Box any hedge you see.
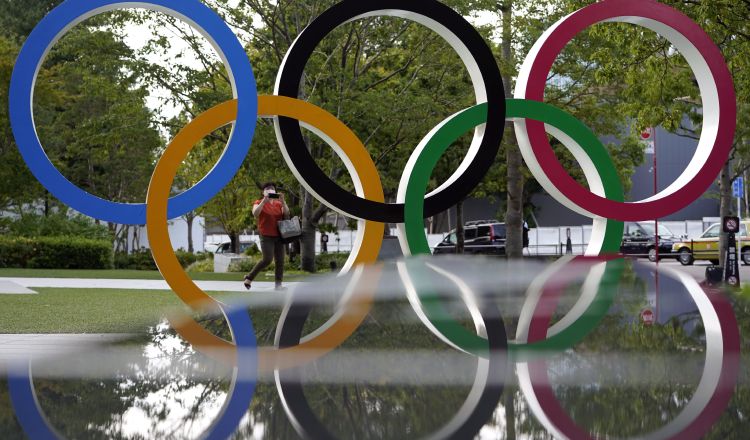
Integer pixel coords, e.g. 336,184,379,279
114,248,211,270
0,236,114,269
228,252,351,273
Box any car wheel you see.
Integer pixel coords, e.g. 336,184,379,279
743,248,750,266
648,247,660,263
679,248,694,266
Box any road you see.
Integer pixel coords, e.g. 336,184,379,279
630,258,749,283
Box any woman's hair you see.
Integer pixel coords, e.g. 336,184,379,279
260,182,276,195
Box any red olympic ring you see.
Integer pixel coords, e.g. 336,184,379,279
515,0,736,221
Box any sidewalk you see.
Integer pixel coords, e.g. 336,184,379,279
0,277,299,294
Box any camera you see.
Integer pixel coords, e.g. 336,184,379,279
268,193,280,199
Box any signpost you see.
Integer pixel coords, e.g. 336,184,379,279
733,177,744,215
723,216,740,287
640,308,654,326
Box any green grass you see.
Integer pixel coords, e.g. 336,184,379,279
0,288,250,334
0,268,308,282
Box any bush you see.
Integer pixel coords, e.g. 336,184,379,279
315,252,350,272
114,248,212,270
227,252,352,273
0,236,113,269
187,258,214,273
2,213,112,241
114,248,157,270
228,258,257,273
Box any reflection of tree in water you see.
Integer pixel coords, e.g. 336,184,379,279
22,325,234,439
3,269,750,439
0,380,25,440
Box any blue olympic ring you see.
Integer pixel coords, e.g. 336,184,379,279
7,304,258,440
8,0,258,225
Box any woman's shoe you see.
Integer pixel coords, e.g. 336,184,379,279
243,276,252,290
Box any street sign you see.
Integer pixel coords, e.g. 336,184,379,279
724,216,740,233
640,308,654,326
641,127,655,155
733,177,744,198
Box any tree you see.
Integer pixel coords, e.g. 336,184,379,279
0,5,161,231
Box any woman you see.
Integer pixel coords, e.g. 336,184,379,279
243,182,290,290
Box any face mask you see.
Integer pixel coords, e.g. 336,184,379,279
263,188,276,197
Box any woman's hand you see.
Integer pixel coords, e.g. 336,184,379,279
280,193,291,217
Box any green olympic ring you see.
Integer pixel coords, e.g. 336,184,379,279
398,99,625,358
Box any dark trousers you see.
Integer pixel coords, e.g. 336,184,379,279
246,235,285,285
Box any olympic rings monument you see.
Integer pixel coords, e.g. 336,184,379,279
4,0,741,439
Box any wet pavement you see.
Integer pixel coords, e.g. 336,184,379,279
0,256,748,439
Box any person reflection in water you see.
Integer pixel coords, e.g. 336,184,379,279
243,182,289,291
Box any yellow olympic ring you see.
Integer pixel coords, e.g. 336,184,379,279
146,96,384,372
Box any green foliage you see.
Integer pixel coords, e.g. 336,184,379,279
114,248,209,270
0,6,162,215
186,258,214,273
0,236,113,269
243,244,260,256
0,213,111,241
315,252,350,272
114,249,156,270
227,252,350,273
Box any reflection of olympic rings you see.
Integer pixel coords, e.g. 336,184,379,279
146,96,384,372
274,275,508,440
398,256,623,360
7,305,257,440
517,267,741,440
274,0,505,223
514,0,736,221
8,0,258,225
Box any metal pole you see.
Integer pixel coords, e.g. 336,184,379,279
653,127,659,323
654,127,659,265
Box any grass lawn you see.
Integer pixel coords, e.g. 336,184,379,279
0,288,249,334
0,268,308,282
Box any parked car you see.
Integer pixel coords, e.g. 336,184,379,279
433,220,506,255
619,221,679,262
671,221,750,266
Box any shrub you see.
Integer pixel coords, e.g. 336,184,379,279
114,248,157,270
315,252,350,272
187,258,214,273
228,258,257,273
227,252,352,273
0,236,113,269
114,248,211,270
2,213,112,241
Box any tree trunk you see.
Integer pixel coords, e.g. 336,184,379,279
186,212,194,253
229,232,240,254
504,386,516,440
719,161,731,267
456,199,465,254
300,189,317,272
297,69,317,273
500,0,524,258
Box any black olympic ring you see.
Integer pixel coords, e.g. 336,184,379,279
274,0,506,223
273,278,508,440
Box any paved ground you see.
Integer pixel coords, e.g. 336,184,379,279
633,258,750,283
0,280,36,294
0,277,298,294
